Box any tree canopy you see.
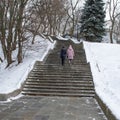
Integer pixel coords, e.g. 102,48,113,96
79,0,106,42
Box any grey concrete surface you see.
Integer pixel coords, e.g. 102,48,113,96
0,95,107,120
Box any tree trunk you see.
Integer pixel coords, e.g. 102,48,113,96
0,37,7,59
110,29,113,43
110,20,115,43
0,57,3,63
32,35,36,44
6,50,13,67
17,0,28,64
12,27,18,50
32,24,41,44
62,17,70,35
17,41,22,64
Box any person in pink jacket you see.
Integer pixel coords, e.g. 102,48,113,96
67,45,74,64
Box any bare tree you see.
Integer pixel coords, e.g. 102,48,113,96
17,0,29,64
0,0,8,59
27,0,67,40
62,0,71,35
0,0,29,67
114,16,120,42
74,8,82,39
108,0,120,43
64,0,81,37
0,0,18,66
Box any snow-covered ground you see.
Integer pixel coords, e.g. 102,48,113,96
0,36,55,94
0,35,120,119
84,41,120,120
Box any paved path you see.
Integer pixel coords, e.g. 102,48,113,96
0,95,107,120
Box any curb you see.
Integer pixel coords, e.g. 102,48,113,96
0,89,21,101
95,94,118,120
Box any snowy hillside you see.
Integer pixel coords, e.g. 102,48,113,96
0,36,55,94
84,42,120,120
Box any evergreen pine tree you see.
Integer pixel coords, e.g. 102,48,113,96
79,0,106,42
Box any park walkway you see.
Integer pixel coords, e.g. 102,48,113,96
0,40,107,120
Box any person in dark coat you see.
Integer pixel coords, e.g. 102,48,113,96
60,46,66,66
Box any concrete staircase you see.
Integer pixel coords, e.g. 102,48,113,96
22,40,95,97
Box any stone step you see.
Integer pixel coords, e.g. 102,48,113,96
35,63,89,66
46,52,86,55
30,72,92,76
44,62,88,65
25,81,93,85
22,91,95,97
31,69,92,73
51,51,85,54
27,78,93,84
27,77,93,81
46,57,86,60
29,75,92,79
31,67,91,70
45,57,87,59
46,57,87,61
47,53,85,56
28,74,92,78
27,76,93,80
46,57,86,59
47,51,85,54
32,64,90,68
49,50,85,53
33,68,91,71
33,68,91,72
22,88,95,94
24,85,94,90
45,62,87,65
31,72,91,75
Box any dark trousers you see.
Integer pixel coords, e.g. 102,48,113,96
61,57,65,66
